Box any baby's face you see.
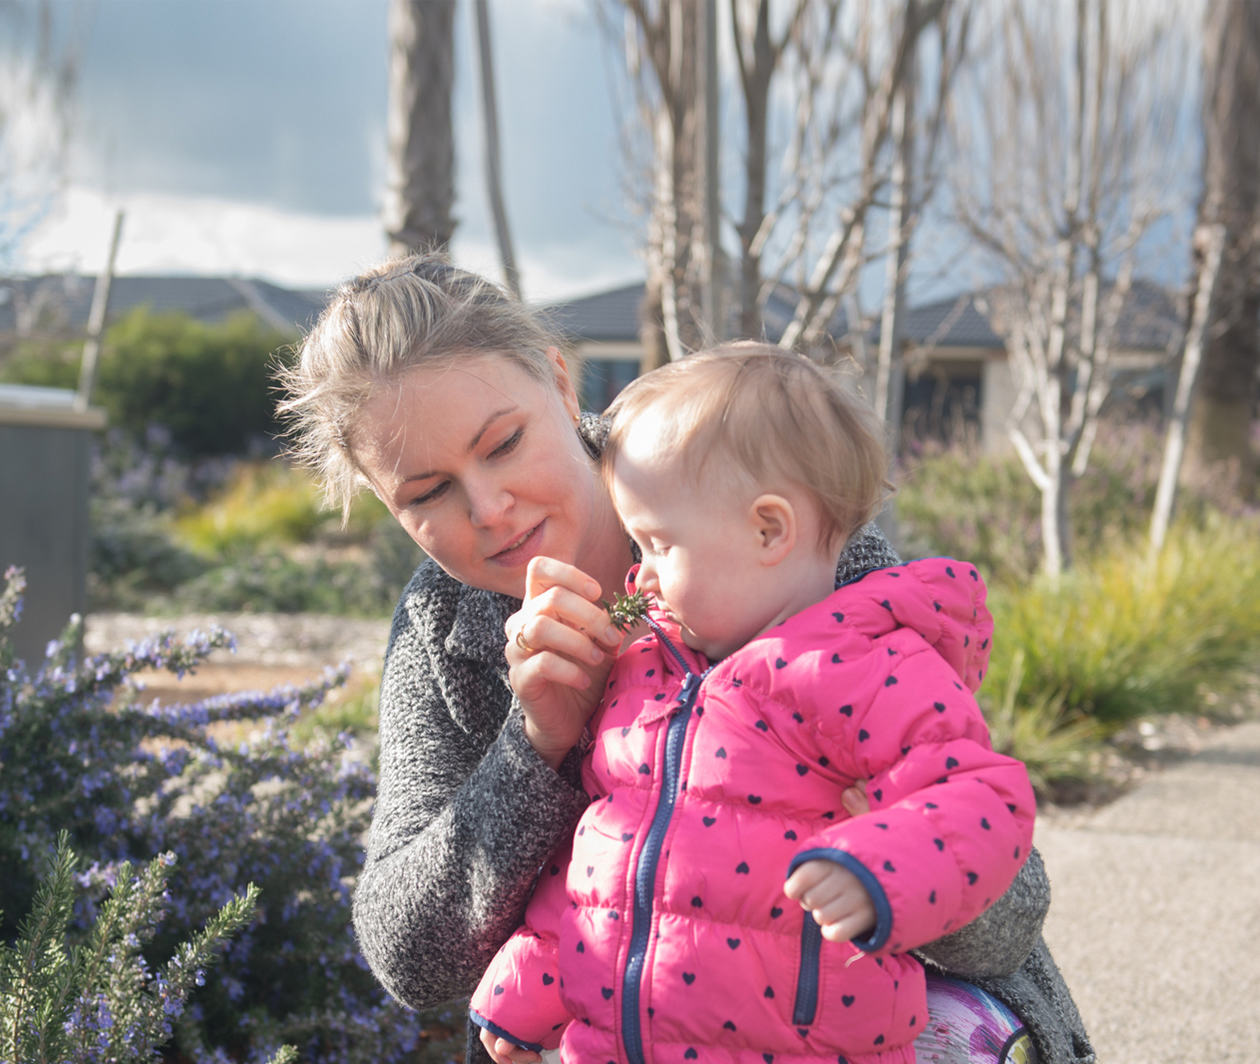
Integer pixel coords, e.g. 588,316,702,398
608,429,771,662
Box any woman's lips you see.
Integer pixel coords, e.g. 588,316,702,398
489,521,544,567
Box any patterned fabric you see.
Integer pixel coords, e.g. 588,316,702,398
916,975,1039,1064
470,560,1036,1064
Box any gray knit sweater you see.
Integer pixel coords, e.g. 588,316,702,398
351,426,1093,1064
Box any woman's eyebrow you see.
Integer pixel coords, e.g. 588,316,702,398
467,407,516,452
399,406,517,486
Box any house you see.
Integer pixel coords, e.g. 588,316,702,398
0,274,329,343
549,279,1182,453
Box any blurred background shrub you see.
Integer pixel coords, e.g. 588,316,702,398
0,569,440,1064
1,307,289,457
895,424,1260,787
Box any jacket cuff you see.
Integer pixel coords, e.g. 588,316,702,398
470,1010,546,1054
787,847,893,952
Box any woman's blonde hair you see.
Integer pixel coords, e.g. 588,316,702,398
602,342,893,552
274,252,563,518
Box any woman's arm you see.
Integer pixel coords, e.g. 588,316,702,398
351,576,589,1010
913,848,1049,977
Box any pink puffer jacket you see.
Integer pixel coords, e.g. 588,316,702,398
471,559,1035,1064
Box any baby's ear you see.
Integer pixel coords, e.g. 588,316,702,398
750,493,797,563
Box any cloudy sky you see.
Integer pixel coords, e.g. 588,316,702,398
14,0,646,301
10,0,1203,306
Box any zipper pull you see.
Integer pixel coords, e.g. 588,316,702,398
677,672,702,708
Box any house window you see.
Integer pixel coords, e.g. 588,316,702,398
901,360,983,445
580,358,641,412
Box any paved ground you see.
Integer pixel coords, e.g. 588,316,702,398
1036,717,1260,1063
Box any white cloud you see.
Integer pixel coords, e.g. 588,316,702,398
21,185,641,303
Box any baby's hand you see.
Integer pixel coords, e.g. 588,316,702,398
783,858,876,944
479,1027,541,1064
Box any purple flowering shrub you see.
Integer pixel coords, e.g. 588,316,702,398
0,832,295,1064
0,569,457,1063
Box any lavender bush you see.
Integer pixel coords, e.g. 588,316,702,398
0,832,296,1064
0,568,455,1063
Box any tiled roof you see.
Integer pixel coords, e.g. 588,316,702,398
885,279,1180,352
544,280,847,345
0,274,328,336
544,282,645,342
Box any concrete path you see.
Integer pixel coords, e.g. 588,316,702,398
1035,718,1260,1063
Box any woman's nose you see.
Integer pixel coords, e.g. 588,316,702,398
466,476,512,528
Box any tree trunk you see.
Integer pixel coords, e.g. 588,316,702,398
1150,224,1227,557
384,0,457,257
875,54,916,456
1187,0,1260,495
474,0,521,298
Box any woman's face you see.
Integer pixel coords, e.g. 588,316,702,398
353,350,611,600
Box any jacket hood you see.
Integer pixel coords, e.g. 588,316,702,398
624,558,993,692
831,558,993,691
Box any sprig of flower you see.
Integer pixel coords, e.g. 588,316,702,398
603,590,653,632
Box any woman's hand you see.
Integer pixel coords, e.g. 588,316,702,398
507,556,624,770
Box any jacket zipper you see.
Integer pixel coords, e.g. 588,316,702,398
792,915,823,1025
623,625,710,1064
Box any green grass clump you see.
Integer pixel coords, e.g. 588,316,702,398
983,518,1260,752
172,462,336,556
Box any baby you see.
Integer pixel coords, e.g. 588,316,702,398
471,343,1036,1064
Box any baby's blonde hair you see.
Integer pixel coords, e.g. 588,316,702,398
602,343,892,553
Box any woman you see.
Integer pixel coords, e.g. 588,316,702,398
275,254,1093,1064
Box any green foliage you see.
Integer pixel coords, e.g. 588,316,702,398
0,336,81,390
894,421,1249,583
94,308,293,456
172,462,333,556
2,308,294,457
87,442,418,617
0,832,294,1064
983,518,1260,748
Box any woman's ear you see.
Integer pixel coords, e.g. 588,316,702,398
546,346,582,421
750,493,797,564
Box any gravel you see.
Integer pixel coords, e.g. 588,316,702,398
83,611,392,671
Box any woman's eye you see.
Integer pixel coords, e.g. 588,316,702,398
490,428,523,458
411,481,449,506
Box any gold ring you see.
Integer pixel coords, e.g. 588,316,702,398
514,626,535,654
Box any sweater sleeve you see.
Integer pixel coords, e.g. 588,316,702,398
351,572,590,1011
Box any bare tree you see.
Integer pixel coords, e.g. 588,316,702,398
775,0,953,354
1149,222,1225,557
383,0,457,258
0,0,86,270
473,0,521,298
607,0,960,374
615,0,709,365
1186,0,1260,497
949,0,1189,578
872,0,969,442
